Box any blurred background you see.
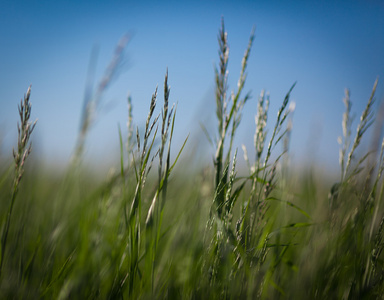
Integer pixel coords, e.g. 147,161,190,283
0,0,383,172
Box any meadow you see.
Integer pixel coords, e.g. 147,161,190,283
0,20,383,299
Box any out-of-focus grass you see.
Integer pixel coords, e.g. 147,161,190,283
0,19,383,299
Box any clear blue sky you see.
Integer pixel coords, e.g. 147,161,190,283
0,0,383,171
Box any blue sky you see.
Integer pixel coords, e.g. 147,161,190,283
0,0,383,171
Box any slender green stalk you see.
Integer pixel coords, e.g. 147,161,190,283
0,86,37,279
344,78,378,181
213,18,254,218
207,19,256,290
236,85,296,282
331,78,378,210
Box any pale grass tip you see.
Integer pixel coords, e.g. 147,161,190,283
289,101,296,113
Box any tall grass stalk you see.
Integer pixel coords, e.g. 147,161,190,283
0,86,37,279
318,78,382,299
111,70,187,297
121,84,159,295
74,33,131,163
344,79,378,179
213,19,254,219
330,79,378,211
204,20,255,291
207,19,300,297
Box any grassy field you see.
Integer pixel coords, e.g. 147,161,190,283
1,20,383,299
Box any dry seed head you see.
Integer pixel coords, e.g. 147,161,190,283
242,144,248,163
12,85,37,186
149,91,157,116
254,90,269,158
342,88,351,138
126,93,134,152
147,115,159,140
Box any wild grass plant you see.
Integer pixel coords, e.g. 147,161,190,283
0,19,383,299
0,86,37,279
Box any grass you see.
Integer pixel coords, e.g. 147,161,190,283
0,86,37,279
0,19,383,299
